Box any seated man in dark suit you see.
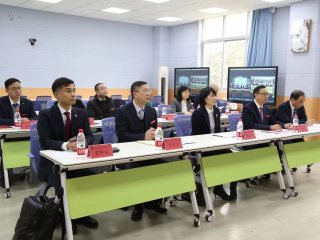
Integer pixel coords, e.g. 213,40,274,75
115,81,167,221
37,77,98,234
0,78,37,188
276,90,315,126
0,78,37,126
242,85,291,131
87,83,115,119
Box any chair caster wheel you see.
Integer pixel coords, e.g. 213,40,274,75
306,167,311,173
169,200,177,207
283,192,290,199
160,202,166,209
194,218,200,227
290,190,298,197
264,174,271,181
250,178,259,186
245,181,250,188
3,191,11,198
205,214,213,222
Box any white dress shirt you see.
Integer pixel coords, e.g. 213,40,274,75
181,100,188,113
206,106,215,133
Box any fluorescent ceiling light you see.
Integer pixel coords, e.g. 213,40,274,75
199,7,228,14
36,0,63,3
143,0,171,3
261,0,284,2
102,7,130,14
157,17,181,22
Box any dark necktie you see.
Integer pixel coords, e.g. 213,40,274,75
259,107,264,122
64,112,71,140
12,103,19,109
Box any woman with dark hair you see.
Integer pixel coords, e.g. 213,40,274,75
191,87,237,201
172,86,194,114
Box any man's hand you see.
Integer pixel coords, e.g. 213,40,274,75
67,137,77,151
145,128,156,140
307,119,316,126
21,118,30,123
284,123,292,130
270,124,282,131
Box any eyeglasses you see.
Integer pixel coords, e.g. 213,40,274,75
141,89,152,94
8,87,22,92
257,92,269,96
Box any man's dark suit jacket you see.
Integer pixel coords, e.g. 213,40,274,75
191,106,221,135
242,101,284,130
115,102,157,143
0,96,37,125
37,104,93,182
276,100,307,124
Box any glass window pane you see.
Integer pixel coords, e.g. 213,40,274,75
203,17,223,40
222,40,246,89
203,42,223,87
225,12,248,38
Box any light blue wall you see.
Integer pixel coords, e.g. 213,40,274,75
0,5,154,89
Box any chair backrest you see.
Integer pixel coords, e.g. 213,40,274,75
21,95,27,99
34,96,52,111
157,104,172,117
151,95,163,107
228,113,242,131
89,96,95,101
113,99,126,109
46,100,56,109
217,99,227,113
76,95,82,100
82,100,89,108
30,123,42,175
174,115,192,137
127,95,132,101
111,95,122,100
101,117,118,144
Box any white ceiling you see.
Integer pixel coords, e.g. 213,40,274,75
0,0,303,26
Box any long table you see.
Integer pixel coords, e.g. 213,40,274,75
40,125,320,239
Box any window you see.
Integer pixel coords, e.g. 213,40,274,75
202,12,249,89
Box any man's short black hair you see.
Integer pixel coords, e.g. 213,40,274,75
94,83,103,92
198,87,216,107
290,90,305,100
5,78,20,89
52,77,74,93
131,81,148,99
253,85,266,96
176,85,191,102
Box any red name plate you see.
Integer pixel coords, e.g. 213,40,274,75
297,124,308,132
243,130,256,140
162,114,176,120
21,120,38,129
88,144,113,158
162,137,183,150
0,125,10,129
89,117,95,126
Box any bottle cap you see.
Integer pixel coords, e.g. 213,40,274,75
79,129,83,133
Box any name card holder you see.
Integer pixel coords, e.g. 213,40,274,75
243,130,256,140
162,138,183,150
162,114,176,121
88,144,113,159
297,124,308,133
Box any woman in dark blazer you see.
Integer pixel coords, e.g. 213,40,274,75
191,87,237,201
172,86,194,114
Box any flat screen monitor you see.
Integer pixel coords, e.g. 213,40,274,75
174,67,209,96
227,66,278,105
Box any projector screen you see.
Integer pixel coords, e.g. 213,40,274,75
174,68,209,96
227,67,278,105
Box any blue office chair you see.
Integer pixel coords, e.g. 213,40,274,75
228,113,241,131
217,99,227,113
113,99,126,109
101,117,118,144
89,96,95,101
151,95,163,107
34,96,52,111
82,100,89,108
76,95,82,100
174,115,192,137
158,104,172,117
111,95,122,100
46,100,56,109
29,123,41,177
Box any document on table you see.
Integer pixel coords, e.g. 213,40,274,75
138,140,155,146
212,132,236,138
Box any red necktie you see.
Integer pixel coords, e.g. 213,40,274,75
64,112,71,140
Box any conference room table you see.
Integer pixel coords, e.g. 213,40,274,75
40,124,320,239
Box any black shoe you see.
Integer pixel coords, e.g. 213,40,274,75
213,185,232,201
264,174,271,180
229,182,237,201
76,216,99,229
71,221,78,235
292,168,297,172
131,206,143,221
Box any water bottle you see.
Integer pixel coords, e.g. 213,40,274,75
14,109,21,128
292,114,299,132
77,129,86,155
225,104,230,114
162,106,167,116
236,118,243,140
155,124,164,147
